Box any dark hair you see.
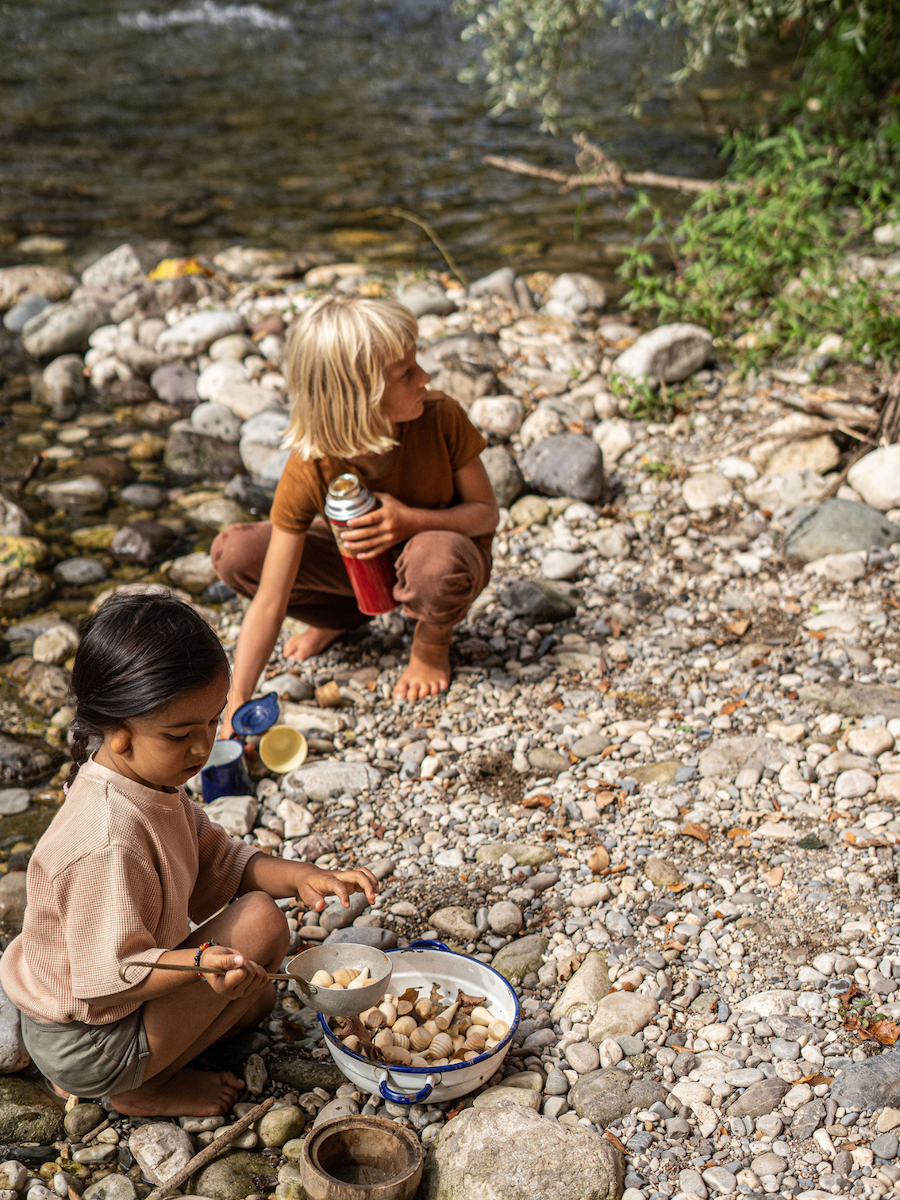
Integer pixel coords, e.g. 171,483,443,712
68,590,230,782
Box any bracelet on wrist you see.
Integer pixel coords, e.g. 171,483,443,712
194,940,217,980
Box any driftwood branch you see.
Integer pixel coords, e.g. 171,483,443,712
144,1097,274,1200
483,154,717,194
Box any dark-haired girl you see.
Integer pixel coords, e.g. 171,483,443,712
0,592,377,1117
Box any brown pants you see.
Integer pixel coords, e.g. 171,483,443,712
211,519,492,631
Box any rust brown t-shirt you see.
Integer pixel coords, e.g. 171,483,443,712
270,393,491,553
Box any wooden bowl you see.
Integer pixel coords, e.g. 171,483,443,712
301,1115,424,1200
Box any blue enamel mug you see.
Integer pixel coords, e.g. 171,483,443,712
201,693,280,803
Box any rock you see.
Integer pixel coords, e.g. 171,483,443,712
215,383,283,422
157,310,246,358
0,873,28,924
204,795,258,837
567,1042,601,1074
509,495,550,527
468,267,518,305
629,761,682,786
37,476,108,515
129,1122,194,1184
42,354,86,415
0,265,75,312
191,402,242,443
480,445,524,507
571,731,611,759
3,294,52,333
166,552,218,594
834,768,877,798
0,789,29,816
644,858,684,887
20,662,70,715
726,1078,790,1118
323,926,397,950
765,434,840,476
0,498,33,538
287,761,380,801
745,469,831,513
734,989,797,1016
589,528,631,559
239,409,291,485
543,273,607,323
82,1177,136,1200
22,298,110,358
613,323,712,383
473,1086,541,1110
699,736,797,779
65,1103,106,1137
490,934,549,981
32,623,79,665
396,281,456,318
81,244,144,295
190,1151,274,1200
683,473,733,512
0,979,28,1073
500,578,578,622
312,1098,358,1128
541,550,584,581
0,733,57,785
475,842,555,867
797,680,900,719
54,558,107,586
0,569,53,618
570,1068,666,1127
847,446,900,511
319,892,368,932
257,1106,304,1148
589,993,658,1044
110,521,178,565
488,901,523,936
592,420,634,465
831,1051,900,1110
420,1104,623,1200
265,1054,344,1093
552,952,610,1019
243,1052,267,1097
872,1132,899,1159
808,550,868,582
150,362,199,404
570,883,610,908
0,1077,64,1142
197,358,251,400
0,536,45,570
469,396,523,440
701,1166,737,1195
190,498,248,529
521,433,605,503
165,420,244,481
527,747,571,772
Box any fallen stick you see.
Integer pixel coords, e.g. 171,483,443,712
14,451,44,496
144,1096,274,1200
483,154,719,194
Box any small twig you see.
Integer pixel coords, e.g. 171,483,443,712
483,154,719,195
361,206,469,287
14,451,45,496
81,1117,111,1144
144,1097,274,1200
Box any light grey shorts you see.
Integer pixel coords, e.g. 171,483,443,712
21,1009,150,1099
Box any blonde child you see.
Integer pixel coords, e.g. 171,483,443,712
0,593,377,1116
213,295,499,730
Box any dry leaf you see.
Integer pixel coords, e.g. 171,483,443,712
845,831,857,844
398,987,419,1006
867,1019,900,1046
669,881,691,893
605,1131,626,1154
609,618,623,638
720,700,746,716
767,866,784,886
589,845,610,873
681,822,709,844
456,991,488,1017
798,1073,833,1086
595,791,617,810
550,701,564,711
808,630,826,641
522,793,554,809
725,618,751,636
727,826,751,839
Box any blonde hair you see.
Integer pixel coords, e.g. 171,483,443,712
283,295,418,459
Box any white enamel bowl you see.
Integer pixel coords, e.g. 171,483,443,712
318,940,520,1105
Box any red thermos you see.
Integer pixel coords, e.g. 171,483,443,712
324,473,398,616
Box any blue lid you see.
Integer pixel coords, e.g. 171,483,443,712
232,691,280,736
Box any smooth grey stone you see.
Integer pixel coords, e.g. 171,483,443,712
873,1133,899,1160
831,1052,900,1111
3,294,52,333
119,483,165,508
784,498,900,562
726,1078,790,1118
481,445,524,508
322,927,398,950
0,789,29,816
53,558,108,585
521,432,605,503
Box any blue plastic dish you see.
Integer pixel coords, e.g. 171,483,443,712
231,692,280,736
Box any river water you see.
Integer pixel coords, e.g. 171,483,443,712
0,0,788,284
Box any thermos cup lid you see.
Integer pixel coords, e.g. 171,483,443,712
231,691,280,736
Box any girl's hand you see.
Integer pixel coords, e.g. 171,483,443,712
198,944,269,998
294,866,380,911
343,494,418,558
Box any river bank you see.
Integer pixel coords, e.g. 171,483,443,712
0,242,899,1198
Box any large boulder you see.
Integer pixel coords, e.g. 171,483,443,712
0,265,76,312
571,1068,666,1127
0,980,28,1074
420,1105,623,1200
613,323,712,383
521,433,605,502
0,1077,64,1142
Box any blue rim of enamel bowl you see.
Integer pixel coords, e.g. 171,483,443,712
317,940,521,1073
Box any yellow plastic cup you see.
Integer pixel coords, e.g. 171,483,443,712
259,725,308,773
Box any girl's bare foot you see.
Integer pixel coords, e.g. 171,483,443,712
283,626,342,661
111,1067,243,1117
48,1082,70,1101
394,621,452,701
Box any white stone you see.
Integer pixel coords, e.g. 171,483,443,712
807,551,867,582
196,358,250,401
683,473,732,512
717,456,758,482
744,469,830,513
543,273,607,322
166,553,218,594
734,989,796,1016
32,623,79,665
592,420,634,464
541,551,584,581
834,769,877,799
215,382,283,422
848,726,895,756
81,244,143,292
157,310,246,358
847,446,900,511
613,323,713,383
671,1080,713,1110
587,527,631,558
468,396,523,439
203,794,259,836
0,789,30,816
128,1123,194,1184
191,402,242,443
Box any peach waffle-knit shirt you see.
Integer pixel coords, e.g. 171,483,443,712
0,758,258,1025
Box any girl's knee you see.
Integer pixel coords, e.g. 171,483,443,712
231,892,290,961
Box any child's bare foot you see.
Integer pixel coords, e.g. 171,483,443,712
111,1068,243,1117
394,621,452,702
283,626,342,661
